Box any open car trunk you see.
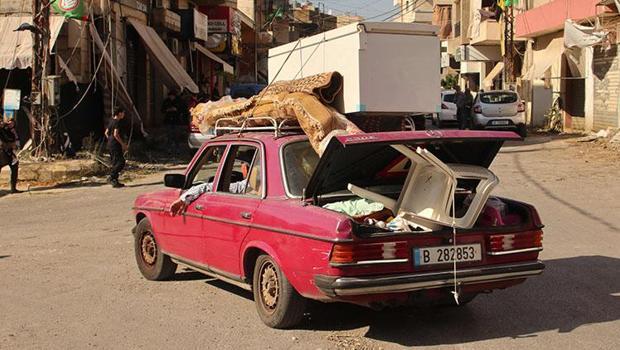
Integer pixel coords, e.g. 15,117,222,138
306,130,524,233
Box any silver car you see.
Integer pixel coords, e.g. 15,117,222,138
472,90,527,137
188,124,216,150
433,90,458,128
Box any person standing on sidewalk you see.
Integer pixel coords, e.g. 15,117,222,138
105,108,128,188
455,85,466,130
463,87,474,129
0,119,22,193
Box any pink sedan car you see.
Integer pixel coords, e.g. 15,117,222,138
132,129,544,328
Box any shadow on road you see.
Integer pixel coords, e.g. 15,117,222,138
297,255,620,346
513,153,620,232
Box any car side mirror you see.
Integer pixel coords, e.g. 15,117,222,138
164,174,186,189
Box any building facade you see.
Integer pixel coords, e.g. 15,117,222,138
516,0,619,131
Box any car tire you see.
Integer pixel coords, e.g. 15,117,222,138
134,218,177,281
436,118,443,129
517,124,528,138
252,255,306,329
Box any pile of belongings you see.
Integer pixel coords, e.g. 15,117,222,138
191,72,362,155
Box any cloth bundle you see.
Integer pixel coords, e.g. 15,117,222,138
190,72,361,155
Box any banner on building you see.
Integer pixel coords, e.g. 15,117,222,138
194,9,209,42
52,0,87,20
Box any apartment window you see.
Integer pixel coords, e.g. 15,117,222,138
406,1,410,10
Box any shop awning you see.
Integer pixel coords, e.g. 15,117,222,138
482,62,504,89
0,15,65,70
126,18,199,94
194,42,234,74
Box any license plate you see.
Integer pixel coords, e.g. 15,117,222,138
414,244,482,266
491,120,510,125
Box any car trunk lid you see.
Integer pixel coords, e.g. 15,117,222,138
305,130,520,217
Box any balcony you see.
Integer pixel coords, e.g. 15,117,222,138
470,19,501,45
152,8,182,32
515,0,613,38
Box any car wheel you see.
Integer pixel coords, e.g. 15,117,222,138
134,218,177,281
252,255,306,329
517,124,528,138
436,118,443,129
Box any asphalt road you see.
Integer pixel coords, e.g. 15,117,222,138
1,136,619,349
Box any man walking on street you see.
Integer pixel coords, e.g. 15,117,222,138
105,108,128,188
463,87,474,130
0,119,22,193
455,85,466,130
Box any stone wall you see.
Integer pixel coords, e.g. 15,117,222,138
593,45,620,130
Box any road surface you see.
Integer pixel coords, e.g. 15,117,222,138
1,136,619,349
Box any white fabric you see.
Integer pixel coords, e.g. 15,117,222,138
523,38,565,80
0,16,65,70
564,19,606,49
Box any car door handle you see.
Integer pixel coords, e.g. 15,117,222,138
240,212,252,220
195,204,204,210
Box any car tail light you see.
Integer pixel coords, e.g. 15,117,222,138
330,242,409,266
487,231,543,254
190,122,200,133
474,106,482,113
441,103,449,110
517,103,526,113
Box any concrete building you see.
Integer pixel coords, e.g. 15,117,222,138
393,0,434,23
431,0,511,92
0,0,249,150
516,0,619,131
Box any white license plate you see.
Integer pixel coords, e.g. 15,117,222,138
414,244,482,266
491,120,510,125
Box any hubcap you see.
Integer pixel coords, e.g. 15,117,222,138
141,233,157,266
260,262,279,310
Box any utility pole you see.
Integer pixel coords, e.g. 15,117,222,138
31,0,52,157
503,4,515,88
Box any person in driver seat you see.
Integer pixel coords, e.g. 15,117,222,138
170,160,250,216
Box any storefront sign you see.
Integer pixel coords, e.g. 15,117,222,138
52,0,87,20
194,9,209,42
3,89,21,111
208,19,228,33
119,0,149,13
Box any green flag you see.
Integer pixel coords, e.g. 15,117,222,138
52,0,87,20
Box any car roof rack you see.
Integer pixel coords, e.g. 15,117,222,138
214,116,303,138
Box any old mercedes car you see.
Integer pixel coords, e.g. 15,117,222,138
132,126,544,329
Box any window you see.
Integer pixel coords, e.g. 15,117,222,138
218,145,263,196
443,93,456,103
479,92,518,104
190,145,227,186
282,141,320,197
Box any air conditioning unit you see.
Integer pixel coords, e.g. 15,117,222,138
170,38,180,55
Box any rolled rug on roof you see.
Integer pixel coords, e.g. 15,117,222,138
190,72,362,155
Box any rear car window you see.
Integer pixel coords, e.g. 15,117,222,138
282,141,320,197
480,92,518,104
442,93,455,103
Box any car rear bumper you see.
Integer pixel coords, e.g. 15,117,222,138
473,113,525,129
314,261,544,297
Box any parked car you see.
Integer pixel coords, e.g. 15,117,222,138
472,90,527,137
133,128,544,329
188,122,216,150
433,90,458,127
